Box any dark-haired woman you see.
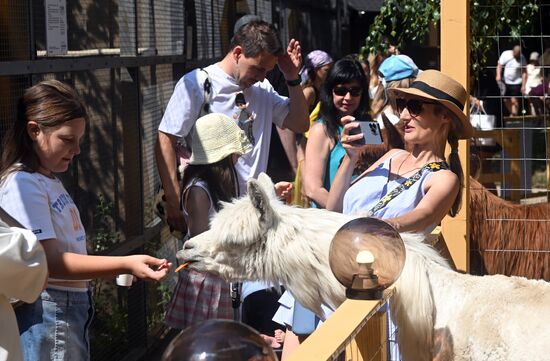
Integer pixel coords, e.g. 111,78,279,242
303,57,371,208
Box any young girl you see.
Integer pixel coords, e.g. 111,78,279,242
164,112,292,331
164,112,252,329
0,80,171,361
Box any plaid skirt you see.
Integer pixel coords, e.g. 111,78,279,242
164,268,233,329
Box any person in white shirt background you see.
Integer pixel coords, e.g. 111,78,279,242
496,45,527,116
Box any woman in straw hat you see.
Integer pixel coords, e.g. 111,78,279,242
164,113,253,329
326,69,473,359
327,69,473,232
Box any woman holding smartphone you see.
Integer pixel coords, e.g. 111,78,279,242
302,57,371,208
273,58,371,359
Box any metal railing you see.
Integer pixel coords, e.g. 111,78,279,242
287,292,392,361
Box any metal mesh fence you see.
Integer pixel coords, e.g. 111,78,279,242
0,2,29,60
470,2,550,280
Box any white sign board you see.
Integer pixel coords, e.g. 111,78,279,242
45,0,68,56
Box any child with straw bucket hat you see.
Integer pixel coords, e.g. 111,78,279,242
165,113,253,328
165,113,293,329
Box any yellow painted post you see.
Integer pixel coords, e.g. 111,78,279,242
345,309,388,361
440,0,470,272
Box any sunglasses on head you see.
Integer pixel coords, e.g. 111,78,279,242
395,98,437,116
333,86,362,97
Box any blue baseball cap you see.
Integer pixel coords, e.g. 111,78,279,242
379,55,419,82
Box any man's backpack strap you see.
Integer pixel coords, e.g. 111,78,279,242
198,68,212,117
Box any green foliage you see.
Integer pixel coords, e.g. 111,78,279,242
88,194,128,361
362,0,539,75
363,0,439,55
90,283,128,361
470,1,538,74
88,194,173,359
89,193,120,254
147,282,173,331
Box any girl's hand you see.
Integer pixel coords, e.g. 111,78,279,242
126,255,172,281
274,181,293,202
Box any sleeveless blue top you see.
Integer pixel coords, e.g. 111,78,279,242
343,151,441,235
311,119,345,208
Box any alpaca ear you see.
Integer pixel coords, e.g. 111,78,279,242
247,178,275,227
256,172,277,199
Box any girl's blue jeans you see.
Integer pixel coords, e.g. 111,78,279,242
16,287,94,361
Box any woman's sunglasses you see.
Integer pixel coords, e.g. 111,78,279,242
395,98,437,116
333,86,362,97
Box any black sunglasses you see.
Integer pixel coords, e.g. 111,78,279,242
395,98,437,116
333,86,362,97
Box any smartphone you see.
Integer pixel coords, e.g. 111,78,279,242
348,121,383,145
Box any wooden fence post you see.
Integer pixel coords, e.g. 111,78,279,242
440,0,471,272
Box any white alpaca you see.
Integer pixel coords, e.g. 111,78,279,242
179,173,550,361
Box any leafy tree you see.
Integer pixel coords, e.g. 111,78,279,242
362,0,539,75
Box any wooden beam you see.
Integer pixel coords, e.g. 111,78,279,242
287,291,393,361
440,0,470,272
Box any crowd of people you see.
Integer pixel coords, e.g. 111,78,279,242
7,13,538,361
153,16,473,361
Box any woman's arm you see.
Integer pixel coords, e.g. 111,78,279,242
302,86,316,111
303,122,332,207
326,118,397,212
325,155,356,212
385,170,459,232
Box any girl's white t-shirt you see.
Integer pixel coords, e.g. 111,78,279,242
0,171,87,284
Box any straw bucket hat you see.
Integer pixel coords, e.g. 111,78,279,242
389,69,473,139
188,113,252,165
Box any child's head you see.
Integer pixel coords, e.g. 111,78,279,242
188,113,252,165
183,113,252,205
1,80,87,178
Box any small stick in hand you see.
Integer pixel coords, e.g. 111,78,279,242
175,261,191,273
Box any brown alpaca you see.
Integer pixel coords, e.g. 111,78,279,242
469,177,550,280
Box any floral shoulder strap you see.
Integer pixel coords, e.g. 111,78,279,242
366,161,449,217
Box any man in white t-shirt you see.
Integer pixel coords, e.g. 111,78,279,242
496,45,527,116
156,20,308,232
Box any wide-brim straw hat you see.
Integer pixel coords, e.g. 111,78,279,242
388,69,473,139
188,113,252,165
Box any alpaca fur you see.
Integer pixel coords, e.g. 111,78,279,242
469,177,550,280
178,173,550,361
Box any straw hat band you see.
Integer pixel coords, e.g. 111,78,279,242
409,81,464,110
